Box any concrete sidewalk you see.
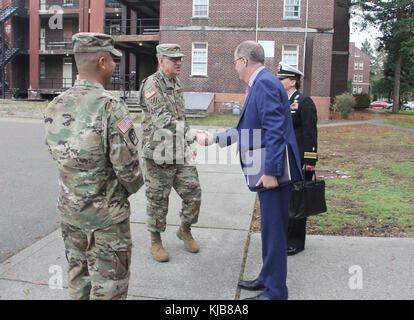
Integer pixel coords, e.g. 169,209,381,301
1,140,413,300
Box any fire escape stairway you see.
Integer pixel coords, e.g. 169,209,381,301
0,3,27,67
0,5,19,23
0,45,19,67
0,1,28,96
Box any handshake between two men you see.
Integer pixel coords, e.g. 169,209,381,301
195,129,215,147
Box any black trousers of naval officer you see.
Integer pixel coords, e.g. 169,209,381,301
287,169,314,254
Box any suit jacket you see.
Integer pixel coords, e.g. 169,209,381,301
216,68,302,192
290,90,318,166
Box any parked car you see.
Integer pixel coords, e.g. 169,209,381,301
370,101,388,109
403,101,414,111
384,103,393,110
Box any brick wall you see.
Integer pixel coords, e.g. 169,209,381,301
348,43,371,95
160,0,343,112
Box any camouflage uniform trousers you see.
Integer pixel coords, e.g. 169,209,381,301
143,158,202,233
61,218,132,300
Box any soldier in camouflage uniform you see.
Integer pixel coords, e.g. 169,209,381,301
139,44,208,262
44,33,143,300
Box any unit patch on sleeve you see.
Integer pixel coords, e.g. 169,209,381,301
117,117,134,134
144,88,157,100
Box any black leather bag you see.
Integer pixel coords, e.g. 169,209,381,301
289,171,327,219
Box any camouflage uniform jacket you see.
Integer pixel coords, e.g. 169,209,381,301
44,79,143,230
140,70,197,163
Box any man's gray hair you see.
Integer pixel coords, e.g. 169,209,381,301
235,41,265,65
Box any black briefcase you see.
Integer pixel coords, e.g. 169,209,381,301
289,171,327,219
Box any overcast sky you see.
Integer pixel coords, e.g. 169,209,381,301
349,11,382,50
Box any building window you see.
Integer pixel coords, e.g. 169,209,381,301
359,75,363,82
193,0,209,18
353,87,357,95
358,87,362,94
359,63,364,70
192,42,208,76
282,45,299,68
40,58,46,80
284,0,300,19
63,0,73,7
354,62,358,70
355,51,360,58
353,74,358,82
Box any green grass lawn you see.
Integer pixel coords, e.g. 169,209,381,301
385,109,414,116
386,120,414,129
187,113,239,127
310,163,414,236
132,112,239,127
306,124,414,237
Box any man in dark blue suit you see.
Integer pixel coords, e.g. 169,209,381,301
208,41,302,300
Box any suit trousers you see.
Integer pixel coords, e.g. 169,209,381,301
257,184,291,300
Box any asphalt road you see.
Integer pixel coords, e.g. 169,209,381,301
0,118,59,263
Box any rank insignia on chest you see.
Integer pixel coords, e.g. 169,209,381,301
144,88,157,100
117,117,133,134
290,103,299,111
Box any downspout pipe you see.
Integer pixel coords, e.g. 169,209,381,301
303,0,309,78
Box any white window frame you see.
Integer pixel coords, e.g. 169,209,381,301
359,62,364,70
353,87,357,95
63,0,74,7
40,58,46,80
193,0,209,18
358,87,362,94
353,74,358,83
359,74,363,82
354,62,359,70
282,44,299,69
284,0,300,19
191,42,208,76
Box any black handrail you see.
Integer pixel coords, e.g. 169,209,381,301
105,18,159,36
39,77,74,90
41,37,73,50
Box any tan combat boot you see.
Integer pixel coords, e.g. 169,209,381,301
150,232,169,262
176,222,200,253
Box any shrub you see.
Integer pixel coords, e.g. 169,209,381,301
333,93,356,119
354,94,371,109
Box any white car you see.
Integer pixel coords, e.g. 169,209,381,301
403,101,414,111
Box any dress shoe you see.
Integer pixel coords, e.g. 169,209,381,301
287,245,304,256
244,293,271,300
237,279,265,291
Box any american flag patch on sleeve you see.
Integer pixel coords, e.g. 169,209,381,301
117,117,133,134
144,88,157,99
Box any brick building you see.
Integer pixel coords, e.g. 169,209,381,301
348,42,371,95
1,0,350,119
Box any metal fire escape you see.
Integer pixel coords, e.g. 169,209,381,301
0,0,27,98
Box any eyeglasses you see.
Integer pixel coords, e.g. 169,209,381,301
233,57,245,65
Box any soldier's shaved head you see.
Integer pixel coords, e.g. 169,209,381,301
74,51,115,86
74,52,108,74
